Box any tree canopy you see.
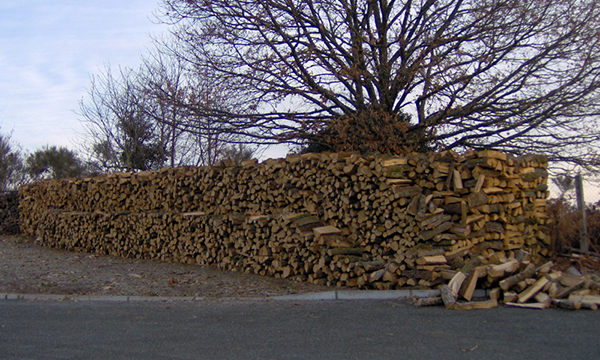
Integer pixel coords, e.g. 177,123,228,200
159,0,600,168
26,146,89,181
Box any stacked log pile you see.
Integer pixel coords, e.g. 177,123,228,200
0,190,20,235
418,251,600,310
19,150,552,288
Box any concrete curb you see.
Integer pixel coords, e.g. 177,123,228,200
0,293,204,302
264,288,489,301
271,289,439,301
0,289,489,302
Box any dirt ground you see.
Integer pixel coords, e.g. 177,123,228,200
0,236,331,299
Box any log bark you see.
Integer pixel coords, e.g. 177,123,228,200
499,265,536,291
552,299,582,310
440,285,457,308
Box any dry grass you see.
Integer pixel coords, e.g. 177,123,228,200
548,198,600,253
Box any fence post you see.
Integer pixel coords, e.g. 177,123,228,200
575,174,589,253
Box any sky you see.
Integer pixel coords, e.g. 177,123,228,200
0,0,597,202
0,0,167,153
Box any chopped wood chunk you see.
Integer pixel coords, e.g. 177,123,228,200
551,299,582,310
518,277,549,303
448,272,468,298
454,299,498,310
489,288,501,301
383,158,408,167
503,291,518,303
416,255,447,265
459,268,480,301
499,265,536,291
505,302,548,310
553,281,586,299
568,294,600,305
533,292,552,308
313,226,341,236
487,260,519,279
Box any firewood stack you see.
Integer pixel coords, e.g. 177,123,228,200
0,190,20,235
417,251,600,310
18,149,552,289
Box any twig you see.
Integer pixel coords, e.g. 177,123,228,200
567,247,600,258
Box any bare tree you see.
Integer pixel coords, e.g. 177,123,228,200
139,47,248,166
552,173,576,202
78,64,168,171
79,44,253,171
0,131,26,191
160,0,600,168
137,50,195,167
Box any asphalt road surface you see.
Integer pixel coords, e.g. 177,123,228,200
1,299,598,360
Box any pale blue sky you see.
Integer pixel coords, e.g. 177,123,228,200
0,0,164,152
0,1,593,200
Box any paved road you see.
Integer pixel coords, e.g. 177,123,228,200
1,299,598,359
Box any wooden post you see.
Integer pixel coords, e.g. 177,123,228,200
575,174,589,253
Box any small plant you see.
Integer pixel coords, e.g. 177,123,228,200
7,236,28,244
